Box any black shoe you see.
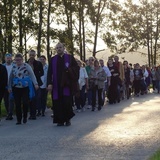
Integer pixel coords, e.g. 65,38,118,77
36,112,41,117
117,99,120,103
28,116,36,120
6,116,13,120
98,106,101,111
42,113,45,117
32,116,36,120
65,121,71,126
23,118,27,124
91,108,95,111
28,116,32,120
16,122,21,125
57,123,64,126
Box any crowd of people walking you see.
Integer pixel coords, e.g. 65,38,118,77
0,42,160,126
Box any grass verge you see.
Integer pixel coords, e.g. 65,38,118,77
0,94,52,117
149,149,160,160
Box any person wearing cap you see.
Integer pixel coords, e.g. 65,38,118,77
3,53,15,120
0,63,8,121
27,50,44,120
37,55,48,116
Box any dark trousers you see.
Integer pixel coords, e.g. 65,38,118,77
152,80,156,90
4,89,14,116
75,85,86,109
37,88,48,113
92,85,103,108
86,90,92,105
0,90,5,116
12,87,29,122
133,80,141,95
29,88,40,117
3,89,9,113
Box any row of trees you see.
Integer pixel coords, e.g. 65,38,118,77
0,0,160,66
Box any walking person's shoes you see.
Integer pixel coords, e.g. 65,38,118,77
6,115,13,120
57,123,64,126
16,122,21,125
65,121,71,126
98,106,101,111
23,118,27,124
36,112,41,117
76,109,81,113
87,105,91,109
42,113,45,117
28,116,36,120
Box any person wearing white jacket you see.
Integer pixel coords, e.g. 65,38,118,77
36,55,48,116
75,60,88,112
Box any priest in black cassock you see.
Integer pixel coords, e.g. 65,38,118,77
47,42,79,126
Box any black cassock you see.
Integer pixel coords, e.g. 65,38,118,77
47,54,79,124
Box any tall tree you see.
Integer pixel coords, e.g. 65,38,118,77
37,0,44,57
46,0,54,62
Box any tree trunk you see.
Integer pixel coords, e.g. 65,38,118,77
93,0,102,57
154,2,159,66
0,23,3,60
146,5,151,67
4,0,8,54
79,0,82,60
37,0,43,57
24,33,27,61
69,0,74,55
47,0,52,63
82,3,86,62
19,0,23,53
63,0,74,55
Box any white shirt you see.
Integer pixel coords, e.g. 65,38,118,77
4,64,13,79
78,67,88,90
143,69,149,80
102,66,111,82
40,64,48,88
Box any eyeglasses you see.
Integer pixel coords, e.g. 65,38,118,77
15,59,22,61
29,54,36,56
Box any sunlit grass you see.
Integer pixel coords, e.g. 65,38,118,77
149,149,160,160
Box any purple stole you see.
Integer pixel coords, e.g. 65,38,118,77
52,54,70,100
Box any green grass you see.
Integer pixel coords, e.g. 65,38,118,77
149,149,160,160
0,101,7,117
46,93,52,108
0,94,53,117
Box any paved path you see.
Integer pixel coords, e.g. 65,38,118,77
0,93,160,160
